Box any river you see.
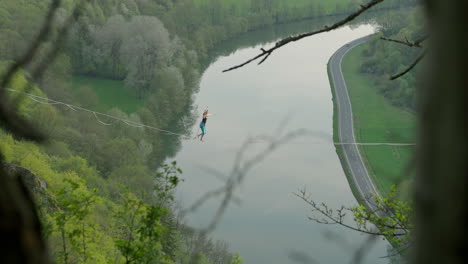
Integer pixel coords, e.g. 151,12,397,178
175,19,388,264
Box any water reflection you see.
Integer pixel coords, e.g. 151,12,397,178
175,23,388,264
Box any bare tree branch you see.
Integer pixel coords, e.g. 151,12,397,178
180,186,228,216
14,1,88,109
0,0,88,142
0,0,61,94
223,0,385,72
390,51,426,80
182,129,310,264
0,1,91,263
295,189,409,237
380,35,427,48
0,0,63,142
181,129,310,239
29,1,87,83
203,130,309,234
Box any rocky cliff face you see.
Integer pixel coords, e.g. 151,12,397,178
0,161,52,264
1,161,47,194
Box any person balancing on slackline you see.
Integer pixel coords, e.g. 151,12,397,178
197,107,214,142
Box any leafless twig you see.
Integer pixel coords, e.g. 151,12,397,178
223,0,385,72
0,0,61,94
182,129,309,235
380,35,427,48
29,1,88,83
0,0,89,141
390,50,426,80
0,1,88,263
0,0,63,142
14,0,88,110
182,129,310,264
295,189,408,237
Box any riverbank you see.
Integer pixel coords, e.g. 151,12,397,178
329,36,415,199
176,25,388,264
327,61,363,202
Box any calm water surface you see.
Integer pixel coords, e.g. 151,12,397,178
175,24,388,264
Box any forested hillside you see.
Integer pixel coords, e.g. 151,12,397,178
1,0,377,176
357,7,424,110
0,0,417,263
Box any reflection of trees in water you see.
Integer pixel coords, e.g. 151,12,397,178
203,15,345,67
203,6,409,69
217,1,468,264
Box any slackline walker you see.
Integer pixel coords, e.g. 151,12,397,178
195,107,214,142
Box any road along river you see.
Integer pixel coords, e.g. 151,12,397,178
328,35,381,208
175,22,388,264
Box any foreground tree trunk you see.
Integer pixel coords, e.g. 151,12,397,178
414,1,468,263
0,167,50,263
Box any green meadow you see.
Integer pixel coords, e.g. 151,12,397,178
71,76,141,114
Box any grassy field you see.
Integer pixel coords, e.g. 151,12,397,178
338,43,416,197
71,76,141,114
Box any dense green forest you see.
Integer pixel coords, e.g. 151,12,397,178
358,7,424,110
0,0,418,263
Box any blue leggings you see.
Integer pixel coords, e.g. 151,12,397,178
200,123,206,135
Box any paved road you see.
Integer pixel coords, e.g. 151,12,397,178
329,35,381,208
